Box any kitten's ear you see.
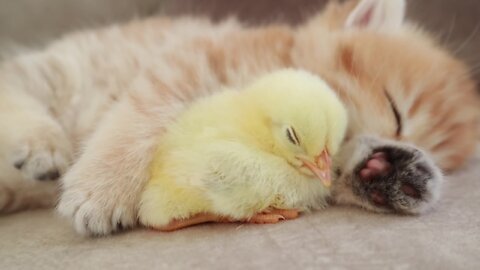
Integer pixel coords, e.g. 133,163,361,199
345,0,406,31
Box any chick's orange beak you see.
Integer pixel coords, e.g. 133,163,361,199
296,150,332,187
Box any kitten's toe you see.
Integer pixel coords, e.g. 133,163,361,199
359,151,391,181
11,129,72,182
58,186,137,236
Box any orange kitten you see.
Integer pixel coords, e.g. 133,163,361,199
0,0,477,235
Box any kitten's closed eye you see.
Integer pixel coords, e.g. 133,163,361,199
385,90,402,137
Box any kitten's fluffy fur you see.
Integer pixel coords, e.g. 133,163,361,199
0,0,477,235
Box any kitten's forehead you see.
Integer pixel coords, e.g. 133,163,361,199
340,32,449,73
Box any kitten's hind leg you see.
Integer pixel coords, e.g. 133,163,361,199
0,89,72,213
0,180,58,213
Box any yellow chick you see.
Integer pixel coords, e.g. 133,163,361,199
139,69,348,231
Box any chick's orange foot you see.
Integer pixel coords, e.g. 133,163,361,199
248,208,299,224
151,209,299,231
154,213,226,232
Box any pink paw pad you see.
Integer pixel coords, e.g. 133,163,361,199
359,152,391,182
370,189,387,206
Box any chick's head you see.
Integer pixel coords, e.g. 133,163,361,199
243,69,348,187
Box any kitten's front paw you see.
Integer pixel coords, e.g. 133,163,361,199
334,136,443,214
58,185,137,236
353,146,442,214
10,128,72,182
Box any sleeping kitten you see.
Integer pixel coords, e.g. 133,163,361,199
0,0,477,235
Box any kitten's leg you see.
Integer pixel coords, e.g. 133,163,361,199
0,89,72,213
57,95,185,235
0,179,58,213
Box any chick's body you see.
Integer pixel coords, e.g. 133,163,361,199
139,69,348,229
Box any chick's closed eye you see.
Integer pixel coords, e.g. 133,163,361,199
286,126,300,145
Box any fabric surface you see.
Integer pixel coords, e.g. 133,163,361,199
1,146,479,269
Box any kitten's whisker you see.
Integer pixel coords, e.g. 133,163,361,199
468,62,480,71
468,68,480,77
443,14,457,46
370,61,385,88
457,64,480,81
453,22,480,56
465,62,480,76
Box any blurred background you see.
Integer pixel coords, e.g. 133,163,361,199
0,0,478,86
